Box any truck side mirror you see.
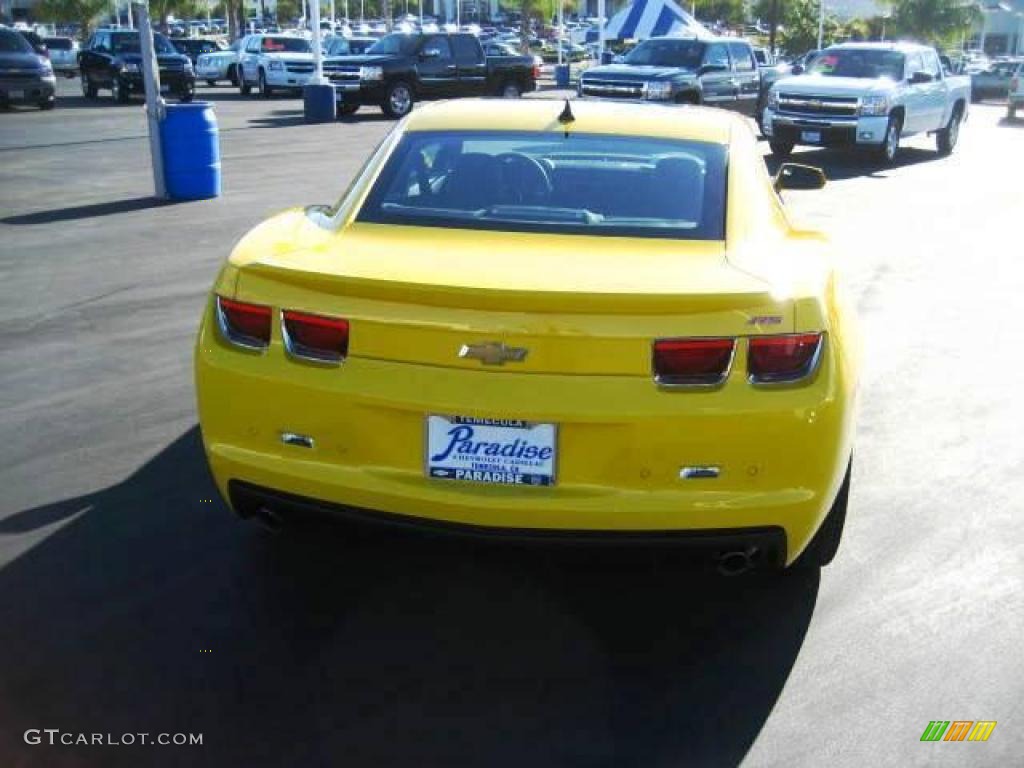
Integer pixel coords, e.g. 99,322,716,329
698,63,728,76
909,70,933,84
774,163,826,192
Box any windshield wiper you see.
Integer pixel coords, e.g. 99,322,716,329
483,205,604,224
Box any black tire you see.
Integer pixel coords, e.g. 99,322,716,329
238,67,251,95
39,99,55,110
338,103,360,116
875,112,902,164
792,461,851,569
81,73,97,98
111,77,129,103
936,105,962,156
381,80,414,119
769,140,794,158
499,80,521,98
227,64,238,86
178,88,194,103
257,69,272,99
206,79,217,87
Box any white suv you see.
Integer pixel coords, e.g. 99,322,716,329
1009,62,1024,119
237,34,315,98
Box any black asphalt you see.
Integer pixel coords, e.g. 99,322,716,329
1,81,1021,767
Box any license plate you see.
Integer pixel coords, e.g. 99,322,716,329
426,415,556,487
8,90,23,99
801,130,822,144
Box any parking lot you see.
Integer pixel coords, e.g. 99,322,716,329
1,80,1022,766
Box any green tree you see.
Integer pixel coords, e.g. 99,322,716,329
887,0,980,46
35,0,109,34
694,0,745,25
781,0,842,53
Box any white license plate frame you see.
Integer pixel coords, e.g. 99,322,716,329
425,415,557,487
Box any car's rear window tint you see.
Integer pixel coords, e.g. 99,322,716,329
44,37,72,50
357,130,727,241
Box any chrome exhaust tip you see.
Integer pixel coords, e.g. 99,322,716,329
716,547,760,576
252,506,284,534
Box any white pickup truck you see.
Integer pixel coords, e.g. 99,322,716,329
762,42,970,163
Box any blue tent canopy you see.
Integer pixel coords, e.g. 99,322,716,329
603,0,712,41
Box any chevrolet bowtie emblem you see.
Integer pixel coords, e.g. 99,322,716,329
458,341,528,366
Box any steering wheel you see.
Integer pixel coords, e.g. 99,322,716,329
495,152,553,204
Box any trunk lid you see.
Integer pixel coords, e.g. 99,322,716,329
233,217,793,377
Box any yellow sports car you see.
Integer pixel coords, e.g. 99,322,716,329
195,99,860,573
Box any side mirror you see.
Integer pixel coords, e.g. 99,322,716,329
420,48,441,59
790,63,804,75
774,163,826,192
698,63,728,76
909,70,933,84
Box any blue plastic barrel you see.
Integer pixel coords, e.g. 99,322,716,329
304,83,336,123
554,64,570,88
160,102,221,200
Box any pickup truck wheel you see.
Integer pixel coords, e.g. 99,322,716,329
227,65,238,86
500,81,521,98
258,69,272,99
769,140,793,158
876,113,902,164
111,77,129,104
81,73,97,98
238,69,251,95
791,460,851,569
936,107,962,155
382,81,414,119
178,88,194,103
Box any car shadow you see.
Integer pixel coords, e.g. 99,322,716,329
0,427,819,767
764,146,939,181
1,196,181,225
998,115,1024,127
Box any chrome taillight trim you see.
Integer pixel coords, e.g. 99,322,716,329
747,333,825,387
652,337,737,390
215,295,270,353
280,310,348,366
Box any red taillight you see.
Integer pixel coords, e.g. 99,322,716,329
281,310,349,364
532,64,541,80
216,295,271,349
653,338,735,387
748,333,823,384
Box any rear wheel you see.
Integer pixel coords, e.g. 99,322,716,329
258,69,272,99
500,80,521,98
178,87,194,103
792,461,851,569
227,64,238,86
936,105,962,155
238,67,251,95
338,103,360,116
206,79,217,87
769,140,793,158
39,98,55,110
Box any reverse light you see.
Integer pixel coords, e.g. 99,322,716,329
215,296,272,350
281,310,349,364
748,333,824,384
653,338,735,388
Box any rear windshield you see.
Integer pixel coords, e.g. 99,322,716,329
368,34,419,55
357,130,727,241
44,37,73,50
261,36,311,53
111,33,176,55
809,49,905,80
0,29,31,53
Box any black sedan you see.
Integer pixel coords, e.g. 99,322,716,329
0,27,56,110
79,29,195,103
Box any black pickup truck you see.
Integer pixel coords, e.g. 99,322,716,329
578,36,761,117
323,32,538,119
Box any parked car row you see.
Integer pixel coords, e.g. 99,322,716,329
0,25,56,109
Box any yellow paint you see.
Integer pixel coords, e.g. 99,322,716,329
195,100,860,565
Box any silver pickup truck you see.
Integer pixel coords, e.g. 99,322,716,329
762,42,971,164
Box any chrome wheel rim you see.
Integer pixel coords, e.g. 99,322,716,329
390,86,411,114
948,115,960,147
502,84,519,98
885,120,899,160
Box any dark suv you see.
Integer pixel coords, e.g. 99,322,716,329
0,27,56,110
79,29,195,103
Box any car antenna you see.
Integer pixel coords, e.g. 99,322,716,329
558,99,575,138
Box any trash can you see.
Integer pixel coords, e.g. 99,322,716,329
304,83,336,123
160,102,221,200
554,64,571,88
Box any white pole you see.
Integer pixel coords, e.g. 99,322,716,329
817,0,824,50
331,0,335,28
360,0,364,22
598,0,605,60
457,0,460,28
127,2,134,29
311,0,324,81
557,0,563,65
134,2,166,199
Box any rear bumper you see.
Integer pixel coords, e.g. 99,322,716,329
122,72,195,92
763,110,889,147
229,479,788,563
